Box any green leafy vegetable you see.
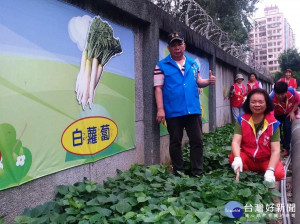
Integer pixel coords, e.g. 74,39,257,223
75,16,122,109
13,124,280,223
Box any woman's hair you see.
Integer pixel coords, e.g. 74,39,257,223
285,68,293,73
248,73,257,80
243,88,273,114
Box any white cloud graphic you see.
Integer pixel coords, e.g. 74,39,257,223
68,15,91,51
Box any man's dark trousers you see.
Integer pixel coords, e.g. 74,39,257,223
166,114,203,176
275,114,292,151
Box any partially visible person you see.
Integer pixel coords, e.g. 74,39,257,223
278,69,299,118
153,31,216,177
278,68,297,89
229,88,285,184
270,81,300,156
230,74,246,122
247,73,262,94
198,88,203,95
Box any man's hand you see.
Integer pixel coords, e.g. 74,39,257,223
264,170,275,184
231,156,243,173
208,70,216,85
287,111,296,122
156,108,165,123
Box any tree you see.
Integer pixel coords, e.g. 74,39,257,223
278,49,300,72
193,0,260,44
273,71,283,83
152,0,183,17
277,49,300,87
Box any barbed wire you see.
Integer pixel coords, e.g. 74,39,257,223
150,0,273,80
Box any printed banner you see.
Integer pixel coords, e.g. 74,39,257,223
0,0,135,190
158,40,210,136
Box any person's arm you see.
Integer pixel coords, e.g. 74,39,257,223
154,86,165,123
294,89,300,104
288,104,298,121
230,121,243,173
229,85,235,98
198,88,203,95
267,141,280,170
153,65,165,123
264,141,280,185
293,78,297,89
231,133,243,173
197,70,216,88
231,134,242,157
288,90,300,121
246,84,249,95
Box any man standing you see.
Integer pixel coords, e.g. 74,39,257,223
153,32,216,176
270,81,300,156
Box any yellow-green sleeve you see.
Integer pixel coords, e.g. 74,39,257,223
271,127,280,142
234,121,242,135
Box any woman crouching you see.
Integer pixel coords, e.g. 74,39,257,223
229,88,285,184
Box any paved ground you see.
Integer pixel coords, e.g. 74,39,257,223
269,158,293,224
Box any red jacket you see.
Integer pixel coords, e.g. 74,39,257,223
278,77,297,89
230,83,246,107
239,113,280,162
247,80,260,93
271,89,298,116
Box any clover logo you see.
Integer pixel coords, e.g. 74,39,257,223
0,123,32,189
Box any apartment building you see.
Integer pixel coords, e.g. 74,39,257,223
248,6,295,73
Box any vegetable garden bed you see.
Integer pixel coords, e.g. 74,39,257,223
8,124,281,224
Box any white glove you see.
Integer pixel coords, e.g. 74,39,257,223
231,156,243,173
264,170,275,184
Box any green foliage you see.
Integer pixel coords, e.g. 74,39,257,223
13,165,278,224
277,49,300,86
183,123,233,173
194,0,260,44
153,0,183,18
273,71,284,83
12,124,280,223
278,49,300,72
0,215,5,224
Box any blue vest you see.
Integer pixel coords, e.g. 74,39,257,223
157,55,201,119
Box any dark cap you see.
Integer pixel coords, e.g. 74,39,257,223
168,32,184,45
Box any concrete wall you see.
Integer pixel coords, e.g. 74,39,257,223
215,61,235,127
214,61,273,127
0,0,273,222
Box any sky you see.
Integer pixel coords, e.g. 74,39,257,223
253,0,300,49
0,0,134,79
